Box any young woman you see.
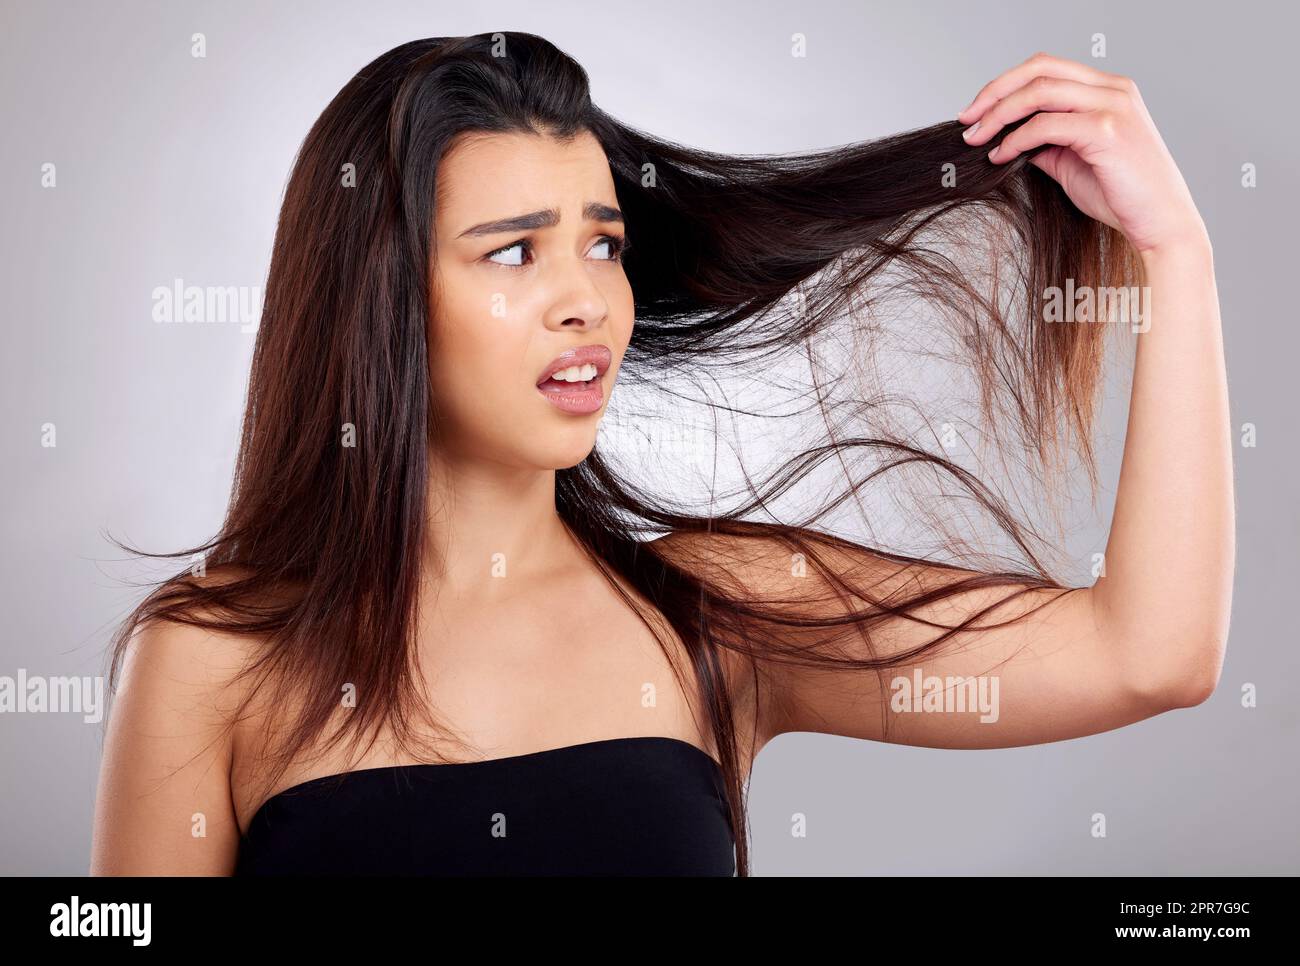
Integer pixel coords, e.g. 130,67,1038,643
89,33,1231,876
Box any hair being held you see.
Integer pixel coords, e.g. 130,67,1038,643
104,31,1142,876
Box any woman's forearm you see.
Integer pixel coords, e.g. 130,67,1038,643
1090,234,1234,702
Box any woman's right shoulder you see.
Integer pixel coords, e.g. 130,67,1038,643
92,567,278,873
119,610,260,712
119,565,282,695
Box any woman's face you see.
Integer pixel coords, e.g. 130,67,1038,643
429,128,634,471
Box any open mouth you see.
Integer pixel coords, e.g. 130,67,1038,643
538,363,601,392
536,347,612,415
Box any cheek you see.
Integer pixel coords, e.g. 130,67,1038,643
429,287,532,415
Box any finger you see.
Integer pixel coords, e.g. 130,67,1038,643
1026,145,1067,181
958,52,1129,121
958,52,1131,122
962,76,1123,147
986,111,1114,165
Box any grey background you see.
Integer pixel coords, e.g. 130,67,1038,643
2,0,1296,875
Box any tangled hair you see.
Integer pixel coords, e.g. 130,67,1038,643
104,32,1142,876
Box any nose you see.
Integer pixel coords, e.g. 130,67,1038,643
541,257,610,332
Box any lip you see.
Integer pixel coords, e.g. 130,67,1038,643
536,344,613,385
535,345,613,416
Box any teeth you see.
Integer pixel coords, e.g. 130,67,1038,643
549,363,598,383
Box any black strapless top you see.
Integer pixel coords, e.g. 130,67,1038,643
234,736,735,876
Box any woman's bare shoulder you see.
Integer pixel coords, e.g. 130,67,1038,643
92,567,276,874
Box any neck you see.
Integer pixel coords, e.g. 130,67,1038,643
421,449,573,599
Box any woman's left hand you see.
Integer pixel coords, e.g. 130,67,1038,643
957,52,1209,256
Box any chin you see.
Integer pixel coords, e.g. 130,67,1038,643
525,399,606,465
542,435,598,470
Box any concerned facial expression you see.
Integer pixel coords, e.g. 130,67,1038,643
429,129,634,470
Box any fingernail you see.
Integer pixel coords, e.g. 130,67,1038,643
962,121,981,140
987,145,999,161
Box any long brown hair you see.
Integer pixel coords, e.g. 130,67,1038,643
104,32,1141,876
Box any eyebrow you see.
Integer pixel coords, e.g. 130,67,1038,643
456,202,624,239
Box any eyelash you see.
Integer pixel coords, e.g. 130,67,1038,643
482,234,631,270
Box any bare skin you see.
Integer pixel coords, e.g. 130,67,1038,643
658,54,1230,750
91,128,758,874
90,53,1230,874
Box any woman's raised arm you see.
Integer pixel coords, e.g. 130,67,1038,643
655,53,1232,752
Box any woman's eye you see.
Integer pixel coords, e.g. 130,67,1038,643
482,235,627,269
485,240,529,267
591,236,623,261
594,235,631,262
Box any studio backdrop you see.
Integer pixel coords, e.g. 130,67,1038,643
1,0,1295,875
